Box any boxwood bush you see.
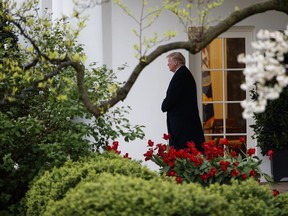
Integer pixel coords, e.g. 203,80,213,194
273,192,288,216
21,152,159,216
42,174,284,216
44,173,231,216
208,180,277,216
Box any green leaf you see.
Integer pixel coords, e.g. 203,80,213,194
262,173,274,183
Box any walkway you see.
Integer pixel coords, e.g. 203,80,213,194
263,181,288,193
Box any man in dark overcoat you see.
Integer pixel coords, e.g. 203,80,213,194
161,52,204,152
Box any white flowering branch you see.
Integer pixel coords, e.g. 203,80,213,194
238,25,288,119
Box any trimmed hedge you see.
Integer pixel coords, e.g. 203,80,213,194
273,192,288,216
42,174,284,216
208,180,276,216
22,152,159,216
44,173,231,216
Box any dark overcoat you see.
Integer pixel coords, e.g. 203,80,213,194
161,65,204,152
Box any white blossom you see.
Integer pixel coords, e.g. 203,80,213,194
14,163,19,170
239,25,288,119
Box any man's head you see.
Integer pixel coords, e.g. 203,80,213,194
167,52,186,72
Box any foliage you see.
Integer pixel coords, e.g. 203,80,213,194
251,86,288,155
43,173,231,216
273,192,288,216
36,173,281,216
21,152,159,216
144,136,272,186
0,1,144,215
0,0,85,103
208,179,279,216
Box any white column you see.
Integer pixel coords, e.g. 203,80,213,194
47,0,104,65
51,0,63,20
78,5,104,65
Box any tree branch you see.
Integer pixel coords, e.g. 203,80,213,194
87,0,288,117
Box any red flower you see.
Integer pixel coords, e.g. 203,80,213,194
176,177,183,183
220,160,229,166
209,140,216,147
220,138,229,145
220,160,229,172
106,141,121,154
186,141,195,148
148,139,154,147
194,157,203,167
156,143,167,152
247,148,256,156
187,141,200,155
164,157,175,167
143,150,153,161
241,173,247,179
163,133,170,140
123,153,131,160
233,161,239,166
230,151,237,158
231,169,239,177
272,189,280,197
221,166,227,172
267,150,273,160
167,169,176,176
201,173,209,181
250,169,257,177
208,167,217,177
239,136,246,143
203,141,224,160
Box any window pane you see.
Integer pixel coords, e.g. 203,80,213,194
225,38,246,69
225,116,246,134
225,70,245,101
203,103,223,134
202,70,223,102
201,38,223,69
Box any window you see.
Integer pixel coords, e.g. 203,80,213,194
191,27,255,150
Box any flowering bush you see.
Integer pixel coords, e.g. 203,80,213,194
238,25,288,119
106,141,132,159
144,135,273,186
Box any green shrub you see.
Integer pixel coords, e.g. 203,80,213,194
22,152,159,216
43,173,231,216
208,180,276,216
1,1,145,214
273,192,288,216
251,86,288,155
